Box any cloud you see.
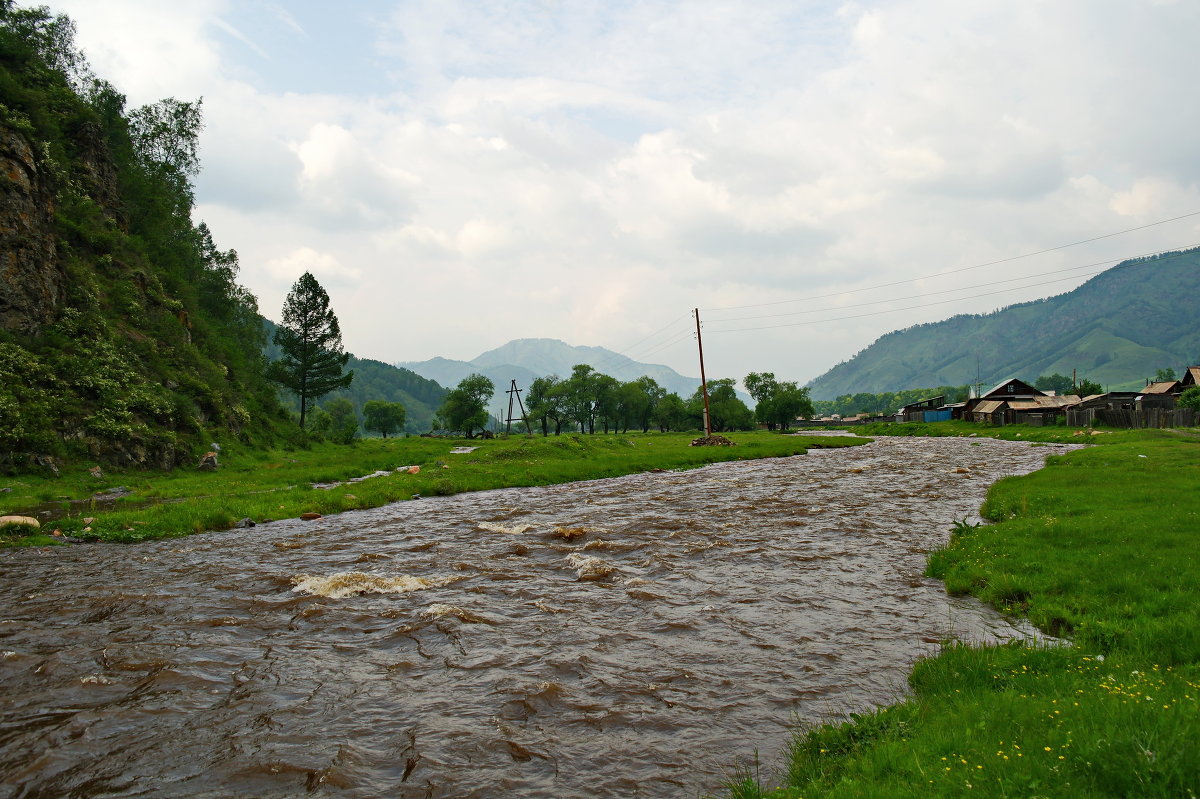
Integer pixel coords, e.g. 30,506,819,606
265,247,362,288
58,0,1200,382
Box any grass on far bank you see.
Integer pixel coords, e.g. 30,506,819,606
0,430,865,545
723,425,1200,799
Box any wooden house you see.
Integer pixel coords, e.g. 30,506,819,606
896,395,945,422
1006,394,1082,425
1138,380,1181,410
963,378,1044,423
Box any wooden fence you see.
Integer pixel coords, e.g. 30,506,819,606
1065,407,1198,429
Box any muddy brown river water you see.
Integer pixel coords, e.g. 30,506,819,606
0,436,1074,798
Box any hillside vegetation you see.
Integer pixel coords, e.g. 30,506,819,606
0,5,292,472
807,249,1200,399
262,319,447,434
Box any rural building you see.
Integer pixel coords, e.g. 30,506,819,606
896,395,946,422
1006,395,1081,425
1138,380,1181,410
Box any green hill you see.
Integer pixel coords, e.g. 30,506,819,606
807,248,1200,399
262,319,447,434
0,6,292,470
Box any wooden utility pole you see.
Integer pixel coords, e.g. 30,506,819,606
694,308,712,436
505,379,531,433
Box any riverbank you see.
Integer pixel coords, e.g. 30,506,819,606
0,431,865,545
724,426,1200,798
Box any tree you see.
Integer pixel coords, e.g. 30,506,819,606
527,375,565,436
689,379,754,432
1178,386,1200,412
1075,378,1103,396
744,372,814,430
653,393,690,432
436,374,495,438
1155,367,1178,383
363,400,406,438
1034,373,1074,394
322,397,359,444
268,272,353,428
563,364,598,433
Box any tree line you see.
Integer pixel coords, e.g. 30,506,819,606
434,367,815,438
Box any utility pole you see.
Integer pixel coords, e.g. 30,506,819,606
694,308,712,437
504,379,530,433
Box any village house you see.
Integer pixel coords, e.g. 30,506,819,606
1137,379,1182,409
895,395,947,422
958,378,1081,425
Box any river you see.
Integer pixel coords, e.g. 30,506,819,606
0,436,1073,798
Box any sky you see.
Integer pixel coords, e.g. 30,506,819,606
50,0,1200,386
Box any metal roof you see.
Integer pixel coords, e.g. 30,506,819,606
973,400,1005,414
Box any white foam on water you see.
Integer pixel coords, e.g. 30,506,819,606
291,571,446,598
423,603,494,624
565,553,617,580
478,521,535,535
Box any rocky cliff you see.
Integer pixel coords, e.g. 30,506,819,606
0,123,60,335
0,7,290,472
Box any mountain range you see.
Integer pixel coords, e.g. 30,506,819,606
399,339,710,411
805,247,1200,399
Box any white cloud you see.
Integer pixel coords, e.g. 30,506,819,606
53,0,1200,381
265,247,361,288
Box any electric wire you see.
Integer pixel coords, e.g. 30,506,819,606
704,243,1198,324
701,210,1200,313
590,313,692,372
703,247,1195,334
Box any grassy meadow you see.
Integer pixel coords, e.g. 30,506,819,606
724,425,1200,798
0,431,864,545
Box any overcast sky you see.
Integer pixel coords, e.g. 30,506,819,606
51,0,1200,385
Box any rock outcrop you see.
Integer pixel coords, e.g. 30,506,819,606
0,125,61,336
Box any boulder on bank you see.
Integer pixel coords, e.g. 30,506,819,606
0,515,40,530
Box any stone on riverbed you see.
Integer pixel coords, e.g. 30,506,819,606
0,515,40,530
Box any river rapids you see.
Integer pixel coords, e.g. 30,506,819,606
0,436,1074,797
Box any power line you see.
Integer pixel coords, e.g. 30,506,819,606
704,247,1196,334
704,243,1198,324
590,313,692,372
701,210,1200,313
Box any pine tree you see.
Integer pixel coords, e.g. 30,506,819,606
269,272,353,428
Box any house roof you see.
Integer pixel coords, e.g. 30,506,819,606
1008,396,1079,411
980,378,1045,399
1181,366,1200,387
1142,380,1180,395
974,400,1005,414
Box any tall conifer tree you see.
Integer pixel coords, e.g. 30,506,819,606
269,272,353,428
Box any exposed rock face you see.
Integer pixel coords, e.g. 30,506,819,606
0,125,61,335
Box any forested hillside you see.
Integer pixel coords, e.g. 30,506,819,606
807,249,1200,399
0,6,290,470
262,318,447,434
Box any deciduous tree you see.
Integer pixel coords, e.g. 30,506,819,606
362,400,406,438
436,374,495,438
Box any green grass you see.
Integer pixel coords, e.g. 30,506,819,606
722,426,1200,799
0,431,865,544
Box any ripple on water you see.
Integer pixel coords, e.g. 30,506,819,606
0,437,1076,798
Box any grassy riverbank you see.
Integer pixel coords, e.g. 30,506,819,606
0,431,865,545
725,426,1200,798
